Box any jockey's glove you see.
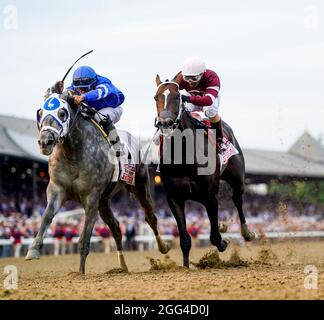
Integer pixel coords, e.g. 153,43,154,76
181,95,191,103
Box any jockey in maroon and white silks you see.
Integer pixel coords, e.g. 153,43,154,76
179,56,225,152
179,68,220,112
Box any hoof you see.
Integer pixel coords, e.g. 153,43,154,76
183,259,190,268
210,235,229,252
216,239,229,252
25,249,40,260
241,224,256,241
159,242,171,254
121,266,129,273
219,221,228,233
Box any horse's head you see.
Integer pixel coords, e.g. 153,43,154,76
154,73,183,131
36,93,71,155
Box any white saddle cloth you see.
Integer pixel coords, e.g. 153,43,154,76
111,130,140,186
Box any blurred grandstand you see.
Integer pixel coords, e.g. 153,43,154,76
1,114,324,257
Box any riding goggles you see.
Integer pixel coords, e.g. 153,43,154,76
73,77,96,88
183,73,203,83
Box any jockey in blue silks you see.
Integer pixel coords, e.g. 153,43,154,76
62,66,124,153
68,66,124,121
67,66,125,140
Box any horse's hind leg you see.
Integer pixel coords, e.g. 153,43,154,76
26,183,65,260
98,199,128,272
232,184,255,241
128,167,170,254
222,163,255,241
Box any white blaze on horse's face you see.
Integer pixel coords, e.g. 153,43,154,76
163,89,170,109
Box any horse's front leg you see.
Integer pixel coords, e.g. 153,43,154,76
167,195,191,267
203,194,229,252
26,183,65,260
78,194,99,274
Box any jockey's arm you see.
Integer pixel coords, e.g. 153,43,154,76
181,70,220,107
185,87,219,107
82,83,109,102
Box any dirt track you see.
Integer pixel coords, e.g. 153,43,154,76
0,240,323,300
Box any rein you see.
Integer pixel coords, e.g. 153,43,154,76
66,105,82,140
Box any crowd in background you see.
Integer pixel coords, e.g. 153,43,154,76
1,185,324,258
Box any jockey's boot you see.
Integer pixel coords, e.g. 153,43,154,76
211,119,226,153
99,117,125,157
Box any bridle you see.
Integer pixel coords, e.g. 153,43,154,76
154,81,185,135
38,94,81,145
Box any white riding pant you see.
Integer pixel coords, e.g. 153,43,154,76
94,106,123,124
180,89,220,118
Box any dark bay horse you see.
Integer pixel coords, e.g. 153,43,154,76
154,73,255,267
26,92,169,274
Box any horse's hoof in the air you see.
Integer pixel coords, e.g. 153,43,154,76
25,249,40,260
159,242,171,254
219,221,228,233
210,235,229,252
217,239,229,252
241,224,256,241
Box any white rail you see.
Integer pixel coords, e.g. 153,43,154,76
1,231,324,246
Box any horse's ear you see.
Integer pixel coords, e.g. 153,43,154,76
155,74,162,86
172,71,182,84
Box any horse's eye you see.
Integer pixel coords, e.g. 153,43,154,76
154,95,158,101
175,94,180,100
58,108,68,122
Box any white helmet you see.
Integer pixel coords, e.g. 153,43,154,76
181,56,206,76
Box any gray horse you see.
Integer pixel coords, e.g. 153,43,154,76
26,92,169,274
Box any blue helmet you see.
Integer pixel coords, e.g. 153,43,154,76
72,66,97,89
